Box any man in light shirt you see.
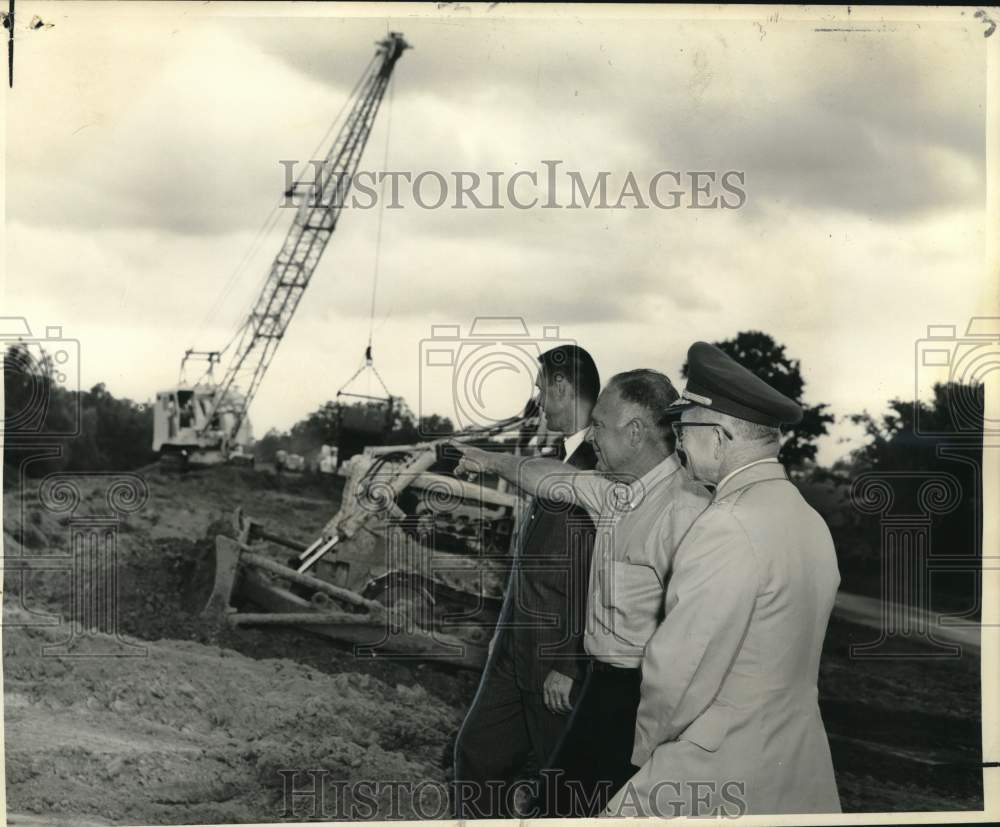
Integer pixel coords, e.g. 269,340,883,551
453,345,600,819
451,369,710,816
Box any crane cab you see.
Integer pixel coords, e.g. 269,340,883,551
153,385,253,467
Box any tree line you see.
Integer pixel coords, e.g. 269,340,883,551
3,334,984,613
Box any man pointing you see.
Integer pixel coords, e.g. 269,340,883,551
452,369,711,816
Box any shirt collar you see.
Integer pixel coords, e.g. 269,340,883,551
636,451,682,490
609,453,682,512
715,457,781,498
562,428,589,463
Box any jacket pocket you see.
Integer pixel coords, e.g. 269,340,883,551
677,704,733,752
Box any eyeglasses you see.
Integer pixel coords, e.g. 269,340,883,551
671,421,734,444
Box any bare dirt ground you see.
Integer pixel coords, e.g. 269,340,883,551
2,465,985,824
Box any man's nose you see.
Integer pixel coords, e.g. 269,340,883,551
584,426,595,443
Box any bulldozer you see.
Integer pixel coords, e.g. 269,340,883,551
202,413,553,669
185,32,565,669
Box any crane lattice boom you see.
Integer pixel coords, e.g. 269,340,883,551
204,32,408,445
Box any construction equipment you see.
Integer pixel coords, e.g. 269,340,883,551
153,32,409,467
315,444,339,474
335,346,396,468
274,449,305,473
203,409,555,669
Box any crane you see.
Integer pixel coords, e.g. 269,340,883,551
153,32,409,467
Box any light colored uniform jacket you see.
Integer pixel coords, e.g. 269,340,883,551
607,460,842,817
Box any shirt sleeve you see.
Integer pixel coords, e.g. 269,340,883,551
566,470,613,518
632,509,758,766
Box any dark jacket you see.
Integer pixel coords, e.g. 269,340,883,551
493,441,598,691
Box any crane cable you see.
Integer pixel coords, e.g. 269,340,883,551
367,70,395,353
339,68,396,401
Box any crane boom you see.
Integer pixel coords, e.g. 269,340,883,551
204,32,409,446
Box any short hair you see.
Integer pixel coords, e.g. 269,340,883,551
731,418,781,443
607,369,679,445
538,345,601,404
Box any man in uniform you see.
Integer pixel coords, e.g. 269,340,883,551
452,369,711,817
606,341,841,817
453,345,600,819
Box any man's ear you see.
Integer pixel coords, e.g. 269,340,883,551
555,375,569,401
628,417,644,448
713,426,726,458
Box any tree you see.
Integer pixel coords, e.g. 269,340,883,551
75,383,156,471
382,399,454,445
418,413,455,438
261,397,456,465
254,428,290,463
842,382,983,613
848,382,983,471
4,344,156,477
288,401,341,455
681,331,833,469
3,342,74,437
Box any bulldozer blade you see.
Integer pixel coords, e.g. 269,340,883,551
236,567,489,670
238,548,383,613
203,534,488,668
228,611,384,627
202,535,244,619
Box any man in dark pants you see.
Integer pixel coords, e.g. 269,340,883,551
453,370,711,817
541,660,642,816
453,345,600,819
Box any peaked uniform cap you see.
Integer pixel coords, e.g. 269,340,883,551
670,341,803,427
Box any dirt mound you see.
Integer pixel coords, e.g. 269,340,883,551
3,469,479,701
5,607,461,824
3,468,479,824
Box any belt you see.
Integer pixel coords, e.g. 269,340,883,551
590,659,639,673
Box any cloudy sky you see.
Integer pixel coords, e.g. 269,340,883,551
4,4,994,464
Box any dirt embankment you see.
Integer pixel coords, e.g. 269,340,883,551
3,466,480,824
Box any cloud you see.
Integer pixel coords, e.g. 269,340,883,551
6,24,354,236
9,13,985,240
4,7,991,467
